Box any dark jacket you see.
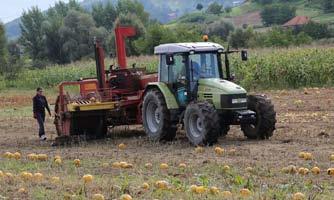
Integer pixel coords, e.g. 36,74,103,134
33,95,51,114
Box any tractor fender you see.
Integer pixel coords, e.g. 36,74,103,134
143,82,179,109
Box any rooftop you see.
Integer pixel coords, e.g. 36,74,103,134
283,16,311,27
154,42,224,54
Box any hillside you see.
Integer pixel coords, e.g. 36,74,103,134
4,0,240,40
169,0,334,29
4,0,334,40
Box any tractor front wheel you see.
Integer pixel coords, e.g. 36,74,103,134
184,102,220,146
142,89,176,141
241,95,276,139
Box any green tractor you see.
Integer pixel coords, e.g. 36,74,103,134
142,42,276,145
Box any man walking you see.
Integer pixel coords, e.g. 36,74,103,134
33,87,51,140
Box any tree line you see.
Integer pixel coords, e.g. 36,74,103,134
0,0,334,79
1,0,211,73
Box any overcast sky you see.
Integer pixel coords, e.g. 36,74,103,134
0,0,75,23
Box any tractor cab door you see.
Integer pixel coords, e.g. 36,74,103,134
160,54,188,107
189,52,222,95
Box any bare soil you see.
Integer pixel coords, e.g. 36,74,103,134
1,88,334,199
232,11,262,27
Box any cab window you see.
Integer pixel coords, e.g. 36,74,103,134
189,53,220,80
160,54,186,83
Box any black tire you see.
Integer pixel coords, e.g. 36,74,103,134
95,117,108,139
220,125,230,136
241,95,276,139
184,102,220,146
142,89,176,141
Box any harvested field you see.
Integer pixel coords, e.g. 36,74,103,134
232,11,262,27
0,88,334,199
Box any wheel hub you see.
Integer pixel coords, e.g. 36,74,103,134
196,118,203,131
189,113,203,138
146,101,160,133
155,109,160,123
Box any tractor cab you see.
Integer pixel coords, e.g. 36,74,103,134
154,42,247,109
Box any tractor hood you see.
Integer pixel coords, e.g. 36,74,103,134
198,78,246,94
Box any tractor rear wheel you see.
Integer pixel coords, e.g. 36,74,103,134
241,95,276,139
142,89,176,141
184,102,220,146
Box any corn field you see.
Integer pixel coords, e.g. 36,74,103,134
232,47,334,89
0,47,334,91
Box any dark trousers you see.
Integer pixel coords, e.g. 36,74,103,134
36,112,46,137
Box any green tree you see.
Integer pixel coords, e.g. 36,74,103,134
293,32,312,46
206,2,224,15
60,10,107,62
260,27,311,47
0,22,8,74
43,9,66,64
253,0,274,4
51,0,83,17
116,0,149,25
19,7,46,62
263,27,293,47
261,4,296,26
196,3,204,11
43,0,85,64
322,0,334,13
173,24,201,42
205,20,234,40
134,23,176,54
92,1,117,31
229,28,254,48
225,7,232,14
4,41,25,80
301,21,330,39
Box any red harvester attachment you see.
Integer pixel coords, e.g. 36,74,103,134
54,26,157,142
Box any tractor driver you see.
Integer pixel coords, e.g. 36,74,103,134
191,60,201,81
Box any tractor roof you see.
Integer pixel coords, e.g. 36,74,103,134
154,42,224,54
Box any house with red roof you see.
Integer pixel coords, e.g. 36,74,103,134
282,16,311,29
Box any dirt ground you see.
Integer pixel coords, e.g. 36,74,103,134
232,11,262,27
0,88,334,199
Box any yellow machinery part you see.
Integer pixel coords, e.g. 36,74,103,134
67,101,116,112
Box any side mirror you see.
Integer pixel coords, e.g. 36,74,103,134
230,73,236,81
166,54,175,66
241,50,248,61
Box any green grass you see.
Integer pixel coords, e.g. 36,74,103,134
312,13,334,24
229,1,262,17
0,106,33,118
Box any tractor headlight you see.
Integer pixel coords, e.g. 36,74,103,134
232,98,247,104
